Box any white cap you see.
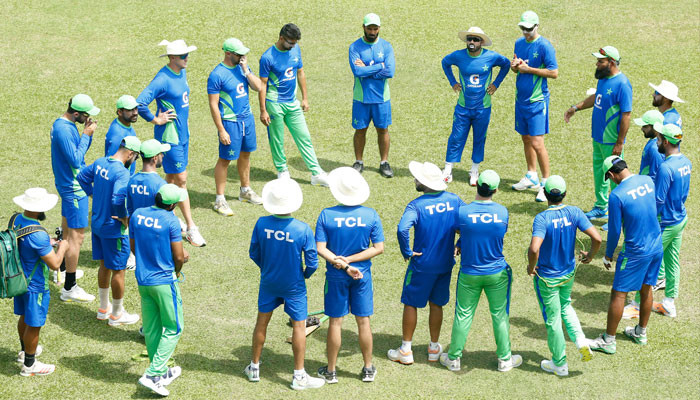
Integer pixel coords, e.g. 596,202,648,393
159,39,197,57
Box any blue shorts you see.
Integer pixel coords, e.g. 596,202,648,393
14,290,50,327
92,234,130,270
324,271,373,318
162,141,189,174
612,252,663,292
61,195,89,229
219,115,257,160
515,99,549,136
352,100,392,130
258,287,307,321
401,269,452,308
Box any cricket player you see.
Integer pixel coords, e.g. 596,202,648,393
126,139,171,216
649,80,684,127
527,176,602,376
105,95,139,175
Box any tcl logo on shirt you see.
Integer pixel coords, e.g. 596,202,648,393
678,165,691,176
551,217,572,228
466,213,503,223
334,217,366,228
264,229,294,242
626,184,654,200
135,215,162,228
130,184,151,195
425,202,455,215
95,165,110,181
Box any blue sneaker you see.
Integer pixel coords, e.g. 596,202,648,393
585,207,608,220
601,223,608,231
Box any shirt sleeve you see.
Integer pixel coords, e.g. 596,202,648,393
57,127,92,170
543,41,558,70
259,54,271,79
655,166,671,213
372,42,395,79
349,43,383,78
206,70,221,94
297,47,303,69
618,80,633,113
136,75,164,122
169,214,182,243
397,202,418,258
370,210,385,244
111,169,129,218
314,211,327,243
605,193,623,258
28,231,53,258
76,162,95,196
249,221,262,267
576,208,593,231
532,213,547,238
441,51,459,87
491,52,511,88
303,226,318,279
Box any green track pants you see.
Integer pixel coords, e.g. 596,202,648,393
592,141,623,209
139,282,183,376
266,100,323,175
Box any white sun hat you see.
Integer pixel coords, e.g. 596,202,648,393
262,178,303,215
328,167,370,206
409,161,447,191
458,27,493,46
159,39,197,57
13,188,59,213
649,80,685,103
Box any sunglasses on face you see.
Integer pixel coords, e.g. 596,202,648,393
520,26,535,32
179,53,189,60
466,36,482,42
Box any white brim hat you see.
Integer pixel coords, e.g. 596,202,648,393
328,167,370,206
409,161,447,191
159,39,197,57
262,178,303,215
458,26,493,46
13,188,58,213
649,80,685,103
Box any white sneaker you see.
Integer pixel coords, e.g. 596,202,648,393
97,303,113,320
185,226,206,247
291,372,325,390
387,347,414,365
244,364,260,382
126,253,136,271
108,310,140,326
469,172,478,187
139,374,169,396
53,269,84,284
239,189,263,205
60,284,95,303
213,199,234,217
278,170,290,179
512,175,539,191
442,169,453,183
428,343,443,362
497,354,523,372
17,345,43,364
160,366,182,386
439,352,460,371
20,360,55,377
540,359,568,376
310,172,329,187
536,186,547,202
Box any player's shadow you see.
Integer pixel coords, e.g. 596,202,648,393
572,259,613,288
426,349,555,375
199,166,278,183
571,291,612,314
506,201,544,217
229,345,298,387
0,347,19,376
175,352,238,377
509,316,548,341
183,188,214,210
60,354,141,383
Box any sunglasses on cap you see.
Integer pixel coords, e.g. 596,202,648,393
520,26,535,32
466,36,482,42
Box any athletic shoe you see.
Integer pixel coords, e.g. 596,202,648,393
60,284,95,303
97,303,112,320
160,366,182,386
584,207,608,220
17,345,42,364
213,199,233,216
497,354,522,372
652,278,666,291
317,365,338,384
540,359,568,377
442,169,453,184
139,326,145,337
239,189,263,205
577,340,593,362
178,218,187,235
379,162,394,178
439,353,460,371
244,364,260,382
652,300,677,318
291,372,325,390
185,226,206,247
589,334,616,354
624,326,648,345
108,311,140,326
512,175,539,191
387,347,414,365
428,343,443,362
53,269,84,284
20,360,55,377
622,303,640,319
139,374,169,396
469,172,478,187
352,161,364,173
536,186,547,202
601,223,608,231
311,172,330,187
278,170,290,179
360,365,377,382
126,252,136,271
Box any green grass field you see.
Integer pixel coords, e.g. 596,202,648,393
1,0,699,398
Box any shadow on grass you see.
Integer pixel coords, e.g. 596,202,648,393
425,349,548,375
571,291,612,314
60,354,140,383
200,166,278,183
505,201,542,218
230,345,296,387
0,347,19,376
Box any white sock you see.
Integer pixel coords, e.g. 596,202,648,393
98,288,110,310
355,160,363,164
400,340,412,352
240,186,251,193
470,163,480,174
443,163,453,174
293,368,305,378
112,298,124,317
663,297,675,305
575,337,588,348
429,341,440,350
380,160,388,165
251,361,260,369
215,194,226,203
635,325,647,335
603,333,616,343
540,177,547,187
526,171,539,182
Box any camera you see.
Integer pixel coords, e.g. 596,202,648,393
55,227,63,241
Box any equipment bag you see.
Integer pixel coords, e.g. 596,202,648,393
0,213,46,298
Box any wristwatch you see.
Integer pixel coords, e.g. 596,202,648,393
343,265,349,271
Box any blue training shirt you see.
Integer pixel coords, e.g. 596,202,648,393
655,153,692,228
442,48,510,109
591,72,633,144
514,36,557,106
663,108,682,128
129,206,181,286
606,174,662,258
349,37,395,104
104,119,137,175
126,171,167,216
315,205,384,281
249,215,317,295
397,191,464,274
532,205,592,278
50,117,92,198
259,45,303,103
207,62,253,121
137,66,191,145
76,156,130,238
639,138,664,181
458,201,509,275
14,215,52,292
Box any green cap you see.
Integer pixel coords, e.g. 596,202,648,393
116,95,138,110
633,109,664,126
477,170,500,190
363,13,381,26
544,175,566,194
592,46,620,62
140,139,171,158
653,122,683,144
518,11,539,28
222,38,249,55
71,94,100,116
603,156,624,180
158,184,187,205
121,136,141,152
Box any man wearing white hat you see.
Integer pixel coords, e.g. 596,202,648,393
208,37,264,217
246,178,325,390
12,188,69,376
388,162,464,365
137,39,206,247
511,11,559,203
105,95,140,175
441,27,510,185
649,80,684,128
315,167,384,383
